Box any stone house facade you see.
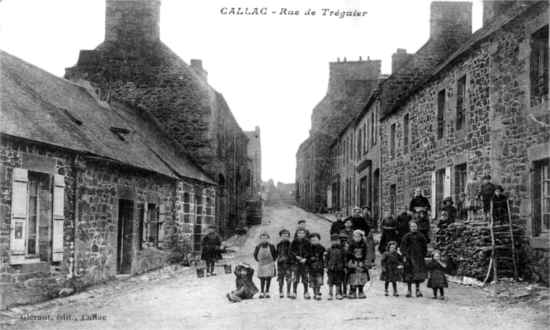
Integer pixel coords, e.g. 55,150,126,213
0,51,215,309
64,0,252,237
379,1,549,284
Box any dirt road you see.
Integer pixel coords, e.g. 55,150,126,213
8,205,549,330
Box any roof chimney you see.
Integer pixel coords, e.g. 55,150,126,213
482,0,517,26
430,2,472,41
391,49,413,73
105,0,161,43
190,59,208,82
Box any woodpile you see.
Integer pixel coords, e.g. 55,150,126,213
435,221,521,280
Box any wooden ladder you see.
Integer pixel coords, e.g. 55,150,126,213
485,199,519,283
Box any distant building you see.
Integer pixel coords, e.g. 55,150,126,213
296,58,381,213
244,126,262,201
65,0,252,237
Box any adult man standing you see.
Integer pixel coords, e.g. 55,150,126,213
409,187,431,219
330,212,345,236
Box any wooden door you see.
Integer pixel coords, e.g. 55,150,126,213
117,199,134,274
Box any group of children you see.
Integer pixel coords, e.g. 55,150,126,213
226,219,451,302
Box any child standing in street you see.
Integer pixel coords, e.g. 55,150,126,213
276,229,292,298
325,234,347,300
226,263,259,302
200,225,223,277
427,250,448,300
290,228,312,299
347,230,370,299
380,241,403,297
338,232,350,298
253,233,277,298
309,233,326,300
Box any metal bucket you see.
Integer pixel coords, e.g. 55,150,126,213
196,268,205,278
223,264,232,274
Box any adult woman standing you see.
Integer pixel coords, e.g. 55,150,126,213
378,209,398,254
400,221,428,298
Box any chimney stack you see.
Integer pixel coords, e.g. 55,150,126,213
483,0,518,26
105,0,161,43
190,59,208,82
391,49,413,73
430,1,472,42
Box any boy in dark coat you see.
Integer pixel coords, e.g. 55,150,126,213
330,212,345,235
492,185,509,224
201,225,223,276
325,234,347,300
276,229,292,298
290,228,312,299
226,263,259,302
481,175,495,221
396,206,412,246
308,233,326,300
294,220,311,240
339,218,354,242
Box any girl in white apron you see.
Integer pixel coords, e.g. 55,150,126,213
253,233,278,298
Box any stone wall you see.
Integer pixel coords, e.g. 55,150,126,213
380,2,549,285
0,135,215,309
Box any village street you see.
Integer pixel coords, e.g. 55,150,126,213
6,205,550,330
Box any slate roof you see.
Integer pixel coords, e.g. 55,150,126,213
0,50,214,184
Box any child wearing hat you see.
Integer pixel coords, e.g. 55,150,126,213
308,233,326,300
440,197,457,223
491,185,509,224
253,232,278,298
289,228,312,299
294,220,311,240
276,229,293,298
227,263,259,302
325,234,347,300
200,225,223,277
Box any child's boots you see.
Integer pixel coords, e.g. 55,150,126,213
335,286,343,300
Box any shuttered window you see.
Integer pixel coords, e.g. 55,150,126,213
10,169,63,265
141,203,166,249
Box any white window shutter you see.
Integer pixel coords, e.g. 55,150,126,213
10,168,28,264
142,202,148,247
158,204,165,247
52,174,65,262
431,171,437,216
444,167,452,200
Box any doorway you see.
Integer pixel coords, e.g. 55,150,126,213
117,199,134,274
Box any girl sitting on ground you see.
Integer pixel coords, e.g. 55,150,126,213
227,263,259,302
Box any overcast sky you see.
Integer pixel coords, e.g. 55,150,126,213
0,0,483,184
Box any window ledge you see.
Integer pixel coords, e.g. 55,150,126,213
530,236,550,250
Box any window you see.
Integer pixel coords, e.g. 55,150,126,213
370,108,376,146
366,118,370,152
9,169,64,265
390,184,397,214
534,158,550,235
454,163,467,201
390,123,396,160
436,169,445,210
437,90,446,139
141,203,166,249
363,123,367,155
403,114,410,155
530,26,549,106
373,108,378,145
357,129,362,160
456,76,467,131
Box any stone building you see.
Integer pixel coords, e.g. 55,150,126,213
0,51,216,309
244,126,262,201
64,0,252,237
296,58,381,212
379,1,549,284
